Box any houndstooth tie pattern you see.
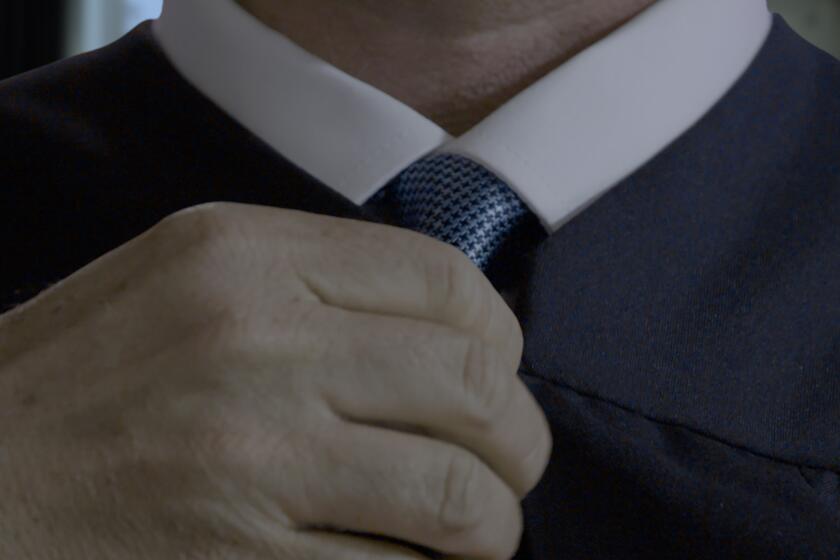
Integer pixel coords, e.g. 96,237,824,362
368,153,545,273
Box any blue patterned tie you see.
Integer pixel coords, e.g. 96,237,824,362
367,153,547,286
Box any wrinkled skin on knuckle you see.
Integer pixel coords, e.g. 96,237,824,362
426,242,489,331
426,239,523,359
172,321,329,462
189,416,263,480
434,452,490,536
152,202,244,256
458,336,514,432
154,204,307,329
198,311,268,370
283,216,430,309
135,205,247,325
197,302,330,396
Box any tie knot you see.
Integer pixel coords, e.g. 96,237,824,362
369,153,546,279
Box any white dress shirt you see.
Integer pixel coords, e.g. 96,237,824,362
152,0,772,232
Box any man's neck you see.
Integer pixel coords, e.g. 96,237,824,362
235,0,657,136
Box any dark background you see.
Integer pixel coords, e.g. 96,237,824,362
1,0,65,81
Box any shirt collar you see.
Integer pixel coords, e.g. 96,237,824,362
153,0,771,232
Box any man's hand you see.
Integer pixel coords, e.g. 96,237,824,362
0,202,551,559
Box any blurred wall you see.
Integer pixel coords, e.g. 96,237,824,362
64,0,162,57
769,0,840,58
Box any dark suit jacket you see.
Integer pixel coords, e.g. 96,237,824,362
1,15,838,559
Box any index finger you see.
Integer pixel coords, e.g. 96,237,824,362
249,204,524,355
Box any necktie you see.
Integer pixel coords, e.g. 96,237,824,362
366,153,548,291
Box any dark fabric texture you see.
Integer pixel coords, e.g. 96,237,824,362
1,14,838,559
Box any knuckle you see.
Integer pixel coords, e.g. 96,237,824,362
185,402,264,470
153,203,258,315
155,201,241,244
160,203,253,269
201,312,260,360
459,337,513,430
421,240,490,326
192,429,266,487
193,422,243,464
203,301,324,365
424,238,522,354
435,452,489,533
